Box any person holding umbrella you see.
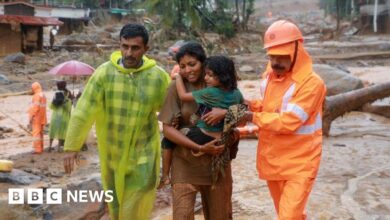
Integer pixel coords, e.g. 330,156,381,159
62,23,171,220
48,59,95,95
48,80,73,152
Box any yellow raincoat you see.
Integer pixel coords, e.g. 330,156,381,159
64,51,170,219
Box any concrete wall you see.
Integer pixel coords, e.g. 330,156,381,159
0,23,21,56
38,7,90,19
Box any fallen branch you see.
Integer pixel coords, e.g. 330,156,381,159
314,51,390,60
323,82,390,136
361,104,390,118
0,90,31,98
0,110,32,135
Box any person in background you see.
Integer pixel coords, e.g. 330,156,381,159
240,20,327,219
48,81,72,152
49,27,58,49
28,82,47,154
62,23,170,220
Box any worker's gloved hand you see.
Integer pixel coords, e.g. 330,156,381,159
63,152,80,174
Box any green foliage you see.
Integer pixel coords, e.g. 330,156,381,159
75,0,99,8
320,0,356,19
145,0,241,38
216,21,235,38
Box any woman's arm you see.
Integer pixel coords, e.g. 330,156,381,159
163,124,224,155
176,75,194,102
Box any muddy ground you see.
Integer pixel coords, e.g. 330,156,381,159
0,76,389,219
1,0,390,219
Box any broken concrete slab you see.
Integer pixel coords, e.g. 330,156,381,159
4,53,26,64
0,74,10,85
0,169,41,185
314,64,364,96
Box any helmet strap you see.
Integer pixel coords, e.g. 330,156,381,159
289,40,298,72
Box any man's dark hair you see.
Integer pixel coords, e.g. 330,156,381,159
175,42,206,64
52,91,65,107
119,23,149,45
56,80,67,91
204,55,238,91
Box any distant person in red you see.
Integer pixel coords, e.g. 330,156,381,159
28,82,47,154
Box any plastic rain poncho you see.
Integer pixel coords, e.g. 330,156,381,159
49,94,72,139
64,51,170,220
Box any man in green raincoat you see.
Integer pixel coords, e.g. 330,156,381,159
63,23,170,220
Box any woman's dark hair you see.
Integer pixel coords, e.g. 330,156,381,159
119,23,149,45
175,42,206,64
204,56,238,91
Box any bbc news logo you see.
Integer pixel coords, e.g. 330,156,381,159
8,188,114,204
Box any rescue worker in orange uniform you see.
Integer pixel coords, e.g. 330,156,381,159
240,20,327,219
28,82,47,154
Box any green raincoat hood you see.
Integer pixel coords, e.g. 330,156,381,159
110,51,156,74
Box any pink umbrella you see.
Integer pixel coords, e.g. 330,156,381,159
49,60,95,76
49,60,95,95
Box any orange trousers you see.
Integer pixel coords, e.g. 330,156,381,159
32,122,44,153
266,178,315,220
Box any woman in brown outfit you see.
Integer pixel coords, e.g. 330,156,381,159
158,42,234,220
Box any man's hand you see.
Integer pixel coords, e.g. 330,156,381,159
63,152,80,174
202,108,227,126
199,139,225,156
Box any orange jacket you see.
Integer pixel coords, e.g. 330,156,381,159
28,82,47,125
250,41,326,180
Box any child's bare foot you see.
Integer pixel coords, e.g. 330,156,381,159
157,175,171,189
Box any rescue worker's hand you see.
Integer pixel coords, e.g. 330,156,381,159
63,152,80,174
199,139,225,156
202,108,227,126
237,111,253,127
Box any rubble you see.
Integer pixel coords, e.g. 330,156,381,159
313,64,364,95
4,53,26,64
0,74,10,84
0,169,41,185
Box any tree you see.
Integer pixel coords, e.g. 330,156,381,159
145,0,246,38
234,0,255,30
